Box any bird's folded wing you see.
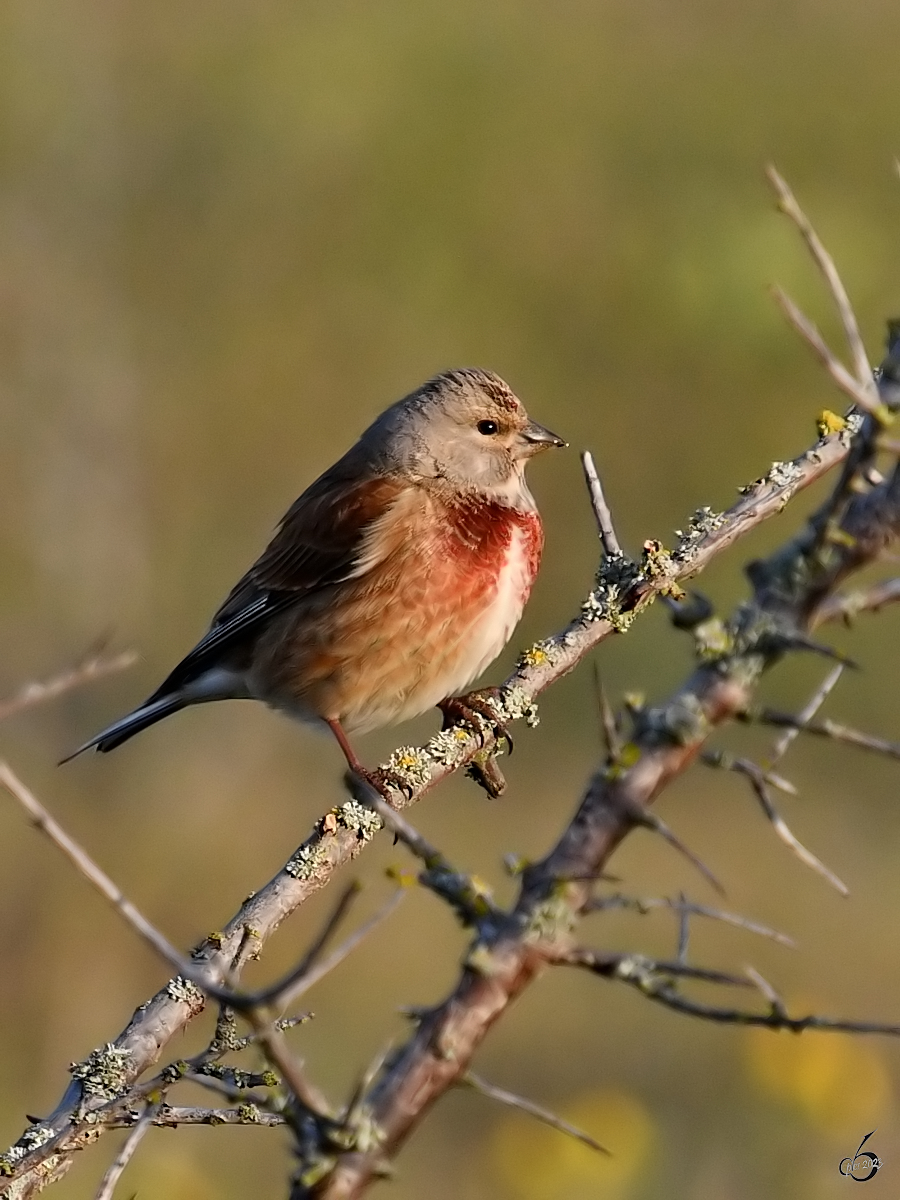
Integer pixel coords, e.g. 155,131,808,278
146,470,410,699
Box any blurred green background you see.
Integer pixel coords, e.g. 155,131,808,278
2,1,900,1197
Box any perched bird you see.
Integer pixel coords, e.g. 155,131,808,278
64,369,564,781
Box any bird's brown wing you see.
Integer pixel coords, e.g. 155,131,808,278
146,468,408,698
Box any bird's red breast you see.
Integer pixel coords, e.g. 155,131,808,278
245,478,543,733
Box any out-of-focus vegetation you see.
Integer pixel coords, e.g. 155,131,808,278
2,2,900,1197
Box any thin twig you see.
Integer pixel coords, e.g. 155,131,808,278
581,451,624,558
767,165,876,404
93,1105,155,1200
182,1072,271,1107
814,579,900,626
0,762,200,981
770,287,876,414
585,893,795,947
675,893,690,965
463,1073,610,1156
757,710,900,761
234,889,405,1015
701,750,798,795
565,948,900,1034
743,966,789,1020
0,652,137,724
632,809,725,897
565,949,754,989
592,666,623,763
242,1015,329,1117
742,769,849,896
768,663,844,765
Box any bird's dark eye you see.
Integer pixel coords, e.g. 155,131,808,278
477,419,499,435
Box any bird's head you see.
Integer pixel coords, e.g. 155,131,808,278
366,368,565,496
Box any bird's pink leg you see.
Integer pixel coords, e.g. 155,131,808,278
325,718,391,798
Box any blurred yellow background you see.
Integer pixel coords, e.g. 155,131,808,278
2,2,900,1197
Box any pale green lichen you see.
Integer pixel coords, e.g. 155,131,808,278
423,726,470,766
518,637,565,670
843,411,864,438
383,745,433,789
166,976,205,1009
285,841,330,880
673,506,726,561
766,459,803,490
525,893,577,942
335,799,383,840
614,954,656,990
646,692,710,746
640,538,677,581
0,1123,55,1171
237,1103,262,1124
352,1111,387,1154
587,551,645,626
70,1043,132,1099
497,685,540,728
693,617,733,661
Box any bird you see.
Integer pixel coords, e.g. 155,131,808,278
63,368,564,783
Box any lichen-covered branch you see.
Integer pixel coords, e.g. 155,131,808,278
0,415,854,1200
300,355,900,1198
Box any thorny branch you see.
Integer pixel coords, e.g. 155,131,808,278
3,174,900,1198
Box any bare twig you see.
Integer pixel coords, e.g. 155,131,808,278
0,762,199,981
631,809,725,897
741,768,849,896
756,710,900,761
767,165,877,405
93,1106,155,1200
675,893,690,964
743,966,789,1020
581,451,624,558
462,1072,610,1156
770,288,876,414
814,578,900,626
586,893,795,947
228,889,405,1016
0,652,137,724
564,948,754,989
768,663,844,765
701,750,798,795
565,948,900,1034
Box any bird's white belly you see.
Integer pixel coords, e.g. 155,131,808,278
378,522,532,728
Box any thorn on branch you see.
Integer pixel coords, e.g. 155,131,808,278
462,1072,610,1157
630,808,726,897
767,663,844,765
743,966,789,1022
592,665,623,765
581,450,624,560
739,765,849,897
701,750,798,797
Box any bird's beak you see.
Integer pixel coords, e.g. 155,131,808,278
520,421,567,455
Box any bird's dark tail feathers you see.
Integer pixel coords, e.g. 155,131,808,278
59,694,188,763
